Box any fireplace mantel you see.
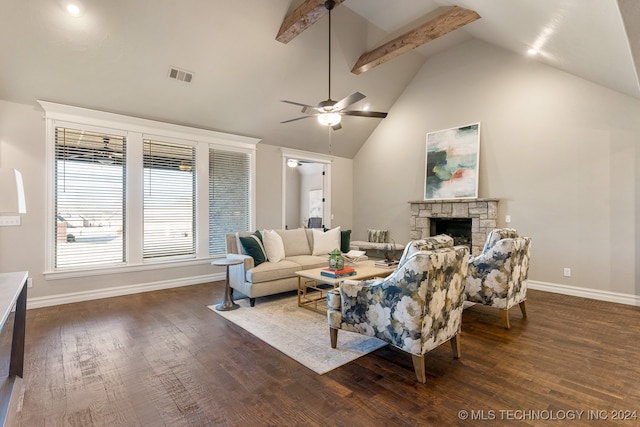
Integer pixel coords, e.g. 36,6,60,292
409,199,498,256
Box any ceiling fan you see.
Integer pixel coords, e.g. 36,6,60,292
65,137,122,165
280,0,388,130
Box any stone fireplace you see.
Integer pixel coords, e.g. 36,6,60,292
409,199,498,256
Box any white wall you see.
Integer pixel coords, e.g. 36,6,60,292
353,39,640,298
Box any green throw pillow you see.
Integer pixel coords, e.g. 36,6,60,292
325,228,351,253
239,231,266,266
340,229,351,253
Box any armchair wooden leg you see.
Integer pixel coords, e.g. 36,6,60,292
500,309,511,329
450,334,461,359
330,328,338,349
519,301,528,318
411,354,427,384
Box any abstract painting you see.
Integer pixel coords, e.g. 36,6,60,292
424,123,480,200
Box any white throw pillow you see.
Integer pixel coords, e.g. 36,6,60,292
312,226,341,256
262,229,285,263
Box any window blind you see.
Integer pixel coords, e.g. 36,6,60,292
54,127,126,268
143,139,196,259
209,148,250,255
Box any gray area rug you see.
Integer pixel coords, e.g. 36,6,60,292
208,293,386,374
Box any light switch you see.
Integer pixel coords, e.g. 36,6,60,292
505,215,511,223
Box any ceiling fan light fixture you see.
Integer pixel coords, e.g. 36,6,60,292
317,113,341,127
63,1,84,16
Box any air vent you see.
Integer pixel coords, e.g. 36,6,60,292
168,66,193,83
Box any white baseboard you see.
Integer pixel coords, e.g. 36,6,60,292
528,280,640,307
26,273,225,309
26,276,639,310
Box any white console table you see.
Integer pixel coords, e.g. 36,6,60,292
0,271,27,426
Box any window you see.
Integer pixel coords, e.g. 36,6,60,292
143,139,196,259
41,101,258,277
54,127,126,268
209,148,250,255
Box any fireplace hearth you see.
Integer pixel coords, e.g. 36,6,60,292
409,199,498,256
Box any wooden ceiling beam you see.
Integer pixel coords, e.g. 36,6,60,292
276,0,345,44
351,6,481,75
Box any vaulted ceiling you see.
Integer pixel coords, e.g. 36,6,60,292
1,0,638,158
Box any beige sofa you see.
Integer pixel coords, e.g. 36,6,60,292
225,228,340,306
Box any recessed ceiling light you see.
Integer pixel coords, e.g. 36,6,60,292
527,48,538,55
65,2,83,17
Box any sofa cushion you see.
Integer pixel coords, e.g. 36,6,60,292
246,259,301,284
305,228,314,250
276,228,311,256
312,226,341,256
238,231,266,266
263,229,286,263
286,255,328,270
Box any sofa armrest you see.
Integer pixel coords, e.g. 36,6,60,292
226,253,253,287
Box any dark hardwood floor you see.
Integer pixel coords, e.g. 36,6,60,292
11,282,640,426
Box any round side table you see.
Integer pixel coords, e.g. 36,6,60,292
211,258,243,311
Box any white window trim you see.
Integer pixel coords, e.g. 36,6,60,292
39,101,260,280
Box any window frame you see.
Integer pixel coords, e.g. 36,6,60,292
40,101,259,280
142,137,197,261
54,126,128,269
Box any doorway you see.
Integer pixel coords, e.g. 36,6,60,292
281,148,332,230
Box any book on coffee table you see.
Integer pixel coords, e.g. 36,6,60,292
374,259,399,269
320,267,356,278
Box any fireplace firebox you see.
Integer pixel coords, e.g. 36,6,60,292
430,218,472,248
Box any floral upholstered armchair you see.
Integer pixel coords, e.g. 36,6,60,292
327,241,469,383
396,234,454,267
464,228,531,329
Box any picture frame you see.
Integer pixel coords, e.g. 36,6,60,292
424,122,480,200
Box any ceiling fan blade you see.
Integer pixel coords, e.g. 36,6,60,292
281,100,316,109
302,105,323,114
333,92,366,111
341,110,388,118
282,100,323,114
280,116,316,124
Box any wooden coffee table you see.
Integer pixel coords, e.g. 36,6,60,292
296,261,395,314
